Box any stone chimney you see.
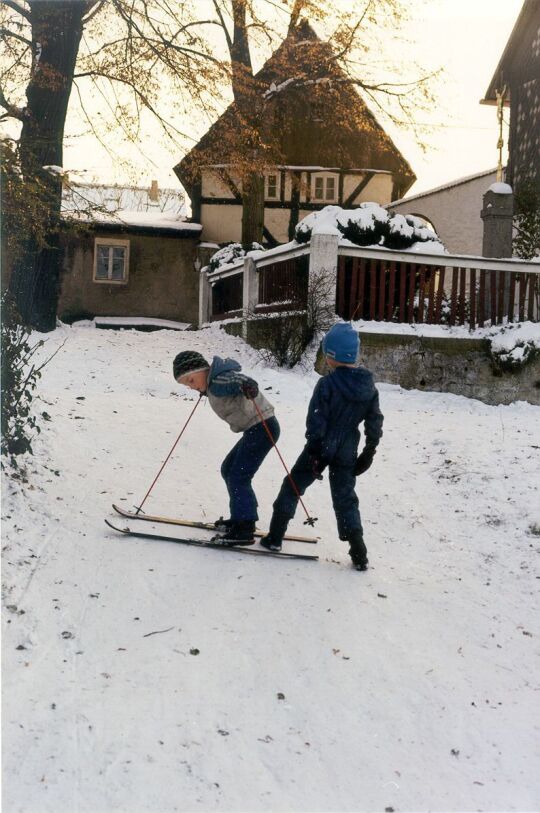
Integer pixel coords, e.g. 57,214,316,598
149,179,159,202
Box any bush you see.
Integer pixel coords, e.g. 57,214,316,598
294,204,445,252
250,268,336,368
1,295,59,469
207,241,264,272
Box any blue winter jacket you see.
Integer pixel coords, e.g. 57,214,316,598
305,366,384,461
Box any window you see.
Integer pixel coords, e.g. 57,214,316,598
265,173,280,200
313,177,325,201
312,174,338,203
93,239,130,284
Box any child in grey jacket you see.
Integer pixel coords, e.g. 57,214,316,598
173,350,280,545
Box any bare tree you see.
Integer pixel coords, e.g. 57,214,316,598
1,0,437,330
248,267,337,368
0,0,225,330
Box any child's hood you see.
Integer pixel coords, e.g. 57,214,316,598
209,356,242,379
329,366,377,402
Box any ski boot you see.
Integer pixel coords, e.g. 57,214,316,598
260,512,289,553
348,529,368,571
214,516,233,532
213,520,255,547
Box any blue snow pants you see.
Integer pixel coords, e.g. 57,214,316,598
272,439,362,540
221,416,280,522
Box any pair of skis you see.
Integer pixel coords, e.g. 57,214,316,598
106,504,319,561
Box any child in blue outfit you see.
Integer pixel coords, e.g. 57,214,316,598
261,323,383,570
173,350,280,545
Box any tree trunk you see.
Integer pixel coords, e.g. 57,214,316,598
230,0,265,248
241,174,265,247
8,1,87,331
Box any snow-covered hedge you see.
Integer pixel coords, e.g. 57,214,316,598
207,242,264,273
489,322,540,371
295,204,445,252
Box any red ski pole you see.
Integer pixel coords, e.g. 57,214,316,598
135,394,203,514
252,398,317,527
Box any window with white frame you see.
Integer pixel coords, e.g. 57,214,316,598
265,173,280,200
312,174,338,203
93,238,130,284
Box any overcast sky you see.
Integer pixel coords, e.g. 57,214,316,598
62,0,524,201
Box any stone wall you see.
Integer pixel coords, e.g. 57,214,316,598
223,320,540,406
339,332,540,406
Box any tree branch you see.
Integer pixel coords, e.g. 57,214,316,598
0,84,25,120
212,0,233,52
2,0,31,22
82,0,107,25
0,27,32,47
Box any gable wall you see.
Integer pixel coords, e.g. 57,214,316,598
389,171,498,255
199,168,395,243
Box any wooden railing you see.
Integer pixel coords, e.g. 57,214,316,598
210,274,243,320
337,248,539,328
204,243,539,327
256,256,309,313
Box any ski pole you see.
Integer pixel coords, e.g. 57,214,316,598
251,398,318,527
135,394,203,514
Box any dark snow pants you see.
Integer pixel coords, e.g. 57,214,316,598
221,416,280,522
272,443,362,540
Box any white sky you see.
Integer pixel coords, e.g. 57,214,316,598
61,0,524,200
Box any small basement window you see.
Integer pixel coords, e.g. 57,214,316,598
93,238,130,284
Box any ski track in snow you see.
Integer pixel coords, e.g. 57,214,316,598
2,323,539,813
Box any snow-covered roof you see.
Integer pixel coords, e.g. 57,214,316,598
61,182,201,234
201,164,391,174
62,181,187,216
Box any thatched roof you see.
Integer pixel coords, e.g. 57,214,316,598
175,20,415,196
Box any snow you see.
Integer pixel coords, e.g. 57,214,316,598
68,208,201,232
2,323,539,812
42,165,64,175
73,316,191,331
295,204,445,253
488,182,513,195
351,320,540,361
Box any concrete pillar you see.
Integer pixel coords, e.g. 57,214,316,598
481,184,513,258
308,231,340,314
242,256,258,340
481,184,514,318
198,270,212,327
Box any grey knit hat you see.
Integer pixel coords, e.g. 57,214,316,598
173,351,210,380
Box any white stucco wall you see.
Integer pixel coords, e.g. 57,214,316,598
201,204,242,243
388,169,498,255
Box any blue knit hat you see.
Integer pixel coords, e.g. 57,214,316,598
323,323,360,364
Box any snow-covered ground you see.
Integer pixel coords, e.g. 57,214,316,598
2,323,539,813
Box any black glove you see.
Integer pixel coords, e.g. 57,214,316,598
354,447,376,476
241,380,259,400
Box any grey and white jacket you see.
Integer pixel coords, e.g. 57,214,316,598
206,356,275,433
